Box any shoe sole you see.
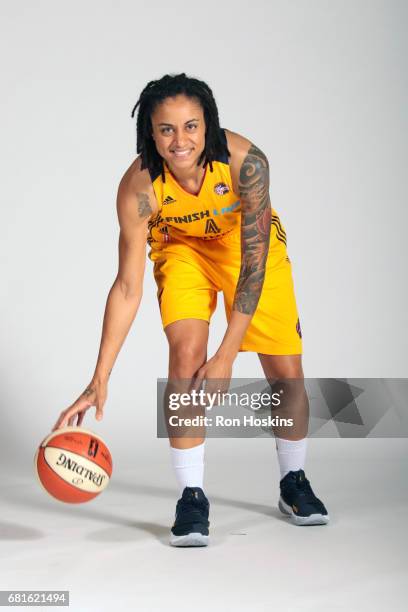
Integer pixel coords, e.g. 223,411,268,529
170,532,209,547
278,497,330,526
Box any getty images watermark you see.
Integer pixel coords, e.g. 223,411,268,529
156,378,408,438
166,387,292,428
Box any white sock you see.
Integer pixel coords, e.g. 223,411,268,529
170,442,205,494
275,437,308,480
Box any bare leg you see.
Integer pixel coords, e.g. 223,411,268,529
164,319,209,449
258,354,309,440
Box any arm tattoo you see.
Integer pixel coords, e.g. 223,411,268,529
83,385,95,397
136,192,152,218
233,144,272,315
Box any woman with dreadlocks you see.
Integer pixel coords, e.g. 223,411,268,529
53,73,329,546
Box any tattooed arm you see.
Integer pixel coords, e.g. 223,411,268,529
215,139,271,360
194,136,272,385
233,144,271,314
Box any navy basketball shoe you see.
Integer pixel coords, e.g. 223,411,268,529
279,470,329,526
170,487,210,547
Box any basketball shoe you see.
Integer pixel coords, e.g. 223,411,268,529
279,469,329,526
170,487,210,547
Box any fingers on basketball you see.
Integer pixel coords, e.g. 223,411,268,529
54,398,87,431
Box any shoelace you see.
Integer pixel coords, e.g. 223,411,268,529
176,495,208,524
295,477,317,502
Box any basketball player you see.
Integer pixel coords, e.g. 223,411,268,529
53,73,329,546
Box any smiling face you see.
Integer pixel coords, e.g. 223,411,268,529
151,94,206,173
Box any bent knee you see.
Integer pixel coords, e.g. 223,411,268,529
259,354,304,380
169,342,207,378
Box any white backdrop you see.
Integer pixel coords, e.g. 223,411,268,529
0,0,407,468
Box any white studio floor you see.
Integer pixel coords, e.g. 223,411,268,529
1,438,407,612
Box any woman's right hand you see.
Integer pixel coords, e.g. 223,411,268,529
52,379,108,431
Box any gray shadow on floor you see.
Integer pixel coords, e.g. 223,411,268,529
4,478,284,546
5,487,171,543
85,521,170,544
86,522,226,547
0,520,45,540
86,521,169,542
110,480,279,519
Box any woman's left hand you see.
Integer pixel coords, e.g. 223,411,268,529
192,353,233,397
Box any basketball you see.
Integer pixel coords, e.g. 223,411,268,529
34,426,113,503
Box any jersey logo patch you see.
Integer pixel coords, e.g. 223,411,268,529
205,218,221,234
163,195,177,205
214,182,230,195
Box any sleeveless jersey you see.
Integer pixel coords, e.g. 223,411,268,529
147,128,241,247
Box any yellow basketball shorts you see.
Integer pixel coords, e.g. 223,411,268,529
149,216,303,355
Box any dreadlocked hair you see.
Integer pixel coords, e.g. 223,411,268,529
131,73,230,182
